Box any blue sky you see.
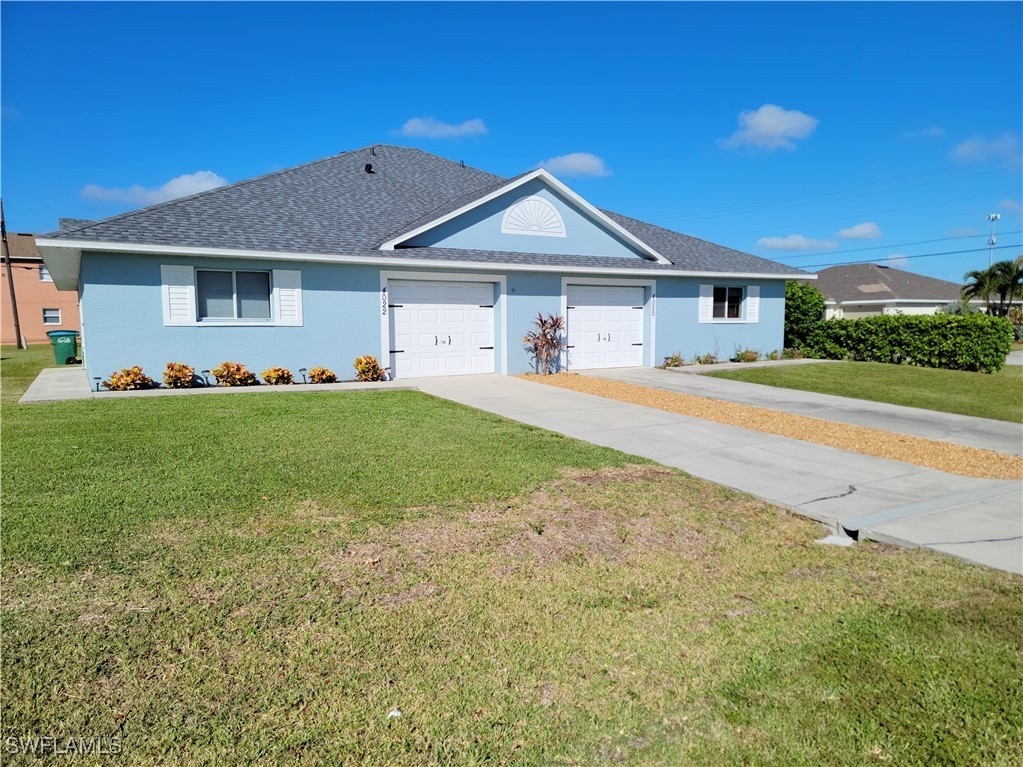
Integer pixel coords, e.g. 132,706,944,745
2,1,1020,283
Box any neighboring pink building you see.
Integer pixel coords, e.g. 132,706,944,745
2,232,81,345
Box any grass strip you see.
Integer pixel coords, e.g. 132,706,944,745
708,361,1023,423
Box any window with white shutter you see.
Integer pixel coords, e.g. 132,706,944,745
161,265,303,326
698,284,713,324
161,265,197,326
272,269,303,326
746,285,760,323
699,283,761,323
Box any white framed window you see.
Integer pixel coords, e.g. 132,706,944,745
713,286,744,319
42,308,61,325
699,284,760,324
196,269,271,321
39,265,53,282
160,265,303,327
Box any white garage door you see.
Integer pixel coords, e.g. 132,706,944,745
388,280,495,379
566,285,645,370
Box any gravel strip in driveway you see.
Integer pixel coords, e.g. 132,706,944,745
522,373,1023,481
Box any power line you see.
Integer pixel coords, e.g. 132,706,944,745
768,230,1023,261
709,188,1021,238
645,152,1022,224
798,243,1021,270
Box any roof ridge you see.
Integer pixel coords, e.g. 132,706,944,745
371,170,535,248
53,146,382,238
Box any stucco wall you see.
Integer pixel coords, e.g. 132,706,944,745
79,250,785,380
405,180,646,258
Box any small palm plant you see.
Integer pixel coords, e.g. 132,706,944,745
523,312,565,374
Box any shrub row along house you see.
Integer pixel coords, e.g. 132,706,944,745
36,146,809,380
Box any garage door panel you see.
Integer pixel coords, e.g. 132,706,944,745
389,280,495,379
566,285,645,370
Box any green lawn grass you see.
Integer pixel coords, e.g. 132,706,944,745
3,346,1022,765
708,361,1023,423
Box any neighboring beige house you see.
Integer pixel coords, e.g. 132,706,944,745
2,231,82,344
812,263,965,319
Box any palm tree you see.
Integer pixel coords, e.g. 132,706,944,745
973,258,1023,316
962,267,995,314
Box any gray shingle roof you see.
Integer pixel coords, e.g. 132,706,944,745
49,144,806,276
812,263,962,302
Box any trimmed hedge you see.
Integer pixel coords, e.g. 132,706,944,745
804,313,1013,373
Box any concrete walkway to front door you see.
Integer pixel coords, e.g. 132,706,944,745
416,374,1022,575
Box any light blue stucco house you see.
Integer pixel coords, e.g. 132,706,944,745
37,146,810,382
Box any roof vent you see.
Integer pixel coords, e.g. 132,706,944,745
365,163,375,174
460,160,465,168
371,146,377,156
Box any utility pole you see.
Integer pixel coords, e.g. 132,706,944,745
986,212,1001,268
1,198,26,350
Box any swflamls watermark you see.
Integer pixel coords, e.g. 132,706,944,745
4,735,123,756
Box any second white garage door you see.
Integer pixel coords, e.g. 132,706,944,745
388,280,495,379
565,285,645,370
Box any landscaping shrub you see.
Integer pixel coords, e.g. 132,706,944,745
211,361,257,387
803,313,1013,372
733,348,761,363
523,312,565,374
353,355,385,382
784,281,826,349
781,348,805,360
103,366,155,391
1008,306,1023,341
261,366,294,385
765,350,782,361
308,366,337,384
163,362,197,389
694,353,718,365
663,352,685,368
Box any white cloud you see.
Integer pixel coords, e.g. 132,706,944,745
837,221,882,239
998,199,1022,215
398,117,487,139
537,152,612,178
884,253,909,268
81,170,228,206
756,234,837,251
950,132,1020,162
903,126,945,140
718,104,819,151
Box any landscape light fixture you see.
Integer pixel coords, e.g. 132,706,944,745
299,368,308,384
93,377,101,392
986,213,1001,268
201,369,211,386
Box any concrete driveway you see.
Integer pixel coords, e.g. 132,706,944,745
1007,349,1023,366
417,373,1022,575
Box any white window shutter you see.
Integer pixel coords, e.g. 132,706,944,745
273,269,303,326
161,265,195,326
698,284,713,323
746,285,760,323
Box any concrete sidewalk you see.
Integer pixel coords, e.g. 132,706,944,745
18,366,417,404
587,366,1023,456
417,374,1022,574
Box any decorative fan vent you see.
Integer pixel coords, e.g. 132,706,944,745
501,195,566,238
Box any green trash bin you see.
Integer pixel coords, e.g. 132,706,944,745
46,330,80,365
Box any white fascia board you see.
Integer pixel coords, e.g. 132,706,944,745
33,237,806,280
837,298,950,306
378,168,674,265
34,241,81,291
